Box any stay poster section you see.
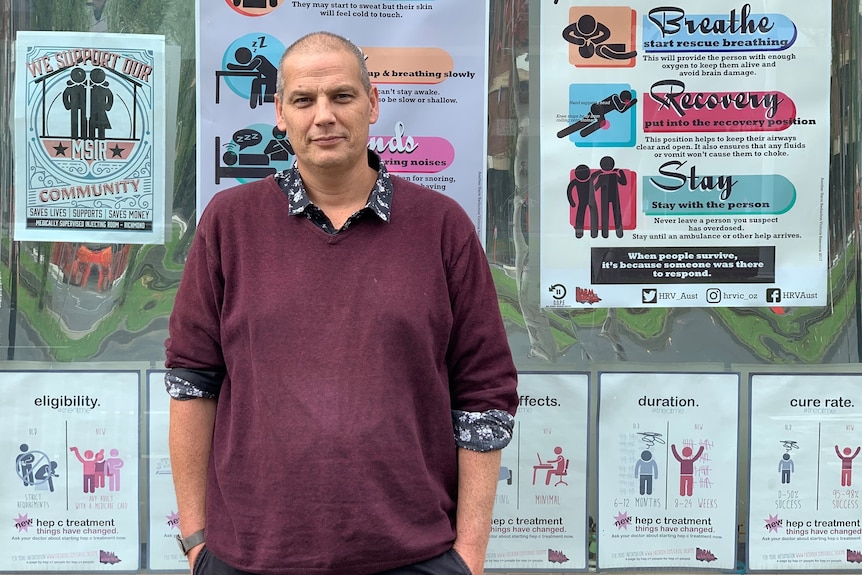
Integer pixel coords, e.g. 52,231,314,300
0,370,140,571
540,2,831,308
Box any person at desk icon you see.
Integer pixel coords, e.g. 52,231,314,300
532,446,569,486
226,47,277,109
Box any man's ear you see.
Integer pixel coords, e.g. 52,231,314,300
368,85,380,125
274,95,288,131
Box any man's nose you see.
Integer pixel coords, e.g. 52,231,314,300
313,98,337,123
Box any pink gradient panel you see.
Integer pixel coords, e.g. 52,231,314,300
643,90,797,132
376,137,455,173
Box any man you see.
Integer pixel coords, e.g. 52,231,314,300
165,32,518,575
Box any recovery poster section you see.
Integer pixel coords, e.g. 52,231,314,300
748,374,862,571
487,373,589,571
198,0,489,235
596,372,739,570
146,371,186,571
14,32,166,244
0,370,140,571
539,2,830,308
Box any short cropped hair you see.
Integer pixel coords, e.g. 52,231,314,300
276,31,371,99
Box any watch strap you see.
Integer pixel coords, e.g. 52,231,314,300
177,529,205,555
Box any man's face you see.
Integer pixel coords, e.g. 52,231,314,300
275,48,379,173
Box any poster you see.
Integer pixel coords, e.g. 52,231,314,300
14,32,166,244
146,371,186,571
748,373,862,571
487,373,590,570
597,372,739,569
540,2,831,308
197,0,489,235
0,370,140,571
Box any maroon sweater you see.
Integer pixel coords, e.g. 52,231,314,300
165,175,518,574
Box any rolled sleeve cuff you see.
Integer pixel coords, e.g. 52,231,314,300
452,409,515,452
164,369,221,400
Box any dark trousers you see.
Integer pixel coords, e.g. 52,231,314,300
193,546,472,575
639,474,653,495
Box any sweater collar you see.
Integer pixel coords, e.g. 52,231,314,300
274,150,393,223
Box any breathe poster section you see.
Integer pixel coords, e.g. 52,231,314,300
748,374,862,571
146,371,186,571
14,32,166,244
596,372,739,570
198,1,488,235
539,1,830,308
0,370,140,571
487,373,589,570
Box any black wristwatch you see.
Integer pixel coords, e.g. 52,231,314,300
176,530,205,556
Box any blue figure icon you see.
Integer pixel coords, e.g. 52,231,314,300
635,450,659,495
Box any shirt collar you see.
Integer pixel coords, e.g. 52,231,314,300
274,149,393,223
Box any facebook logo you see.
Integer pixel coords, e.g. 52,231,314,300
766,288,782,303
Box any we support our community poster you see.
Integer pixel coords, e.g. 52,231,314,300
487,373,590,571
748,374,862,571
540,2,830,308
14,32,166,244
597,372,739,570
198,0,489,235
0,371,140,571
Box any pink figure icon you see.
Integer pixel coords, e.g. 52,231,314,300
69,447,104,493
106,448,124,491
671,444,704,497
835,445,861,486
94,450,106,489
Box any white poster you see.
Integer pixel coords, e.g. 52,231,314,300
0,370,140,571
487,373,590,571
14,32,166,244
748,374,862,571
146,371,186,571
197,0,489,235
597,372,739,570
539,2,831,308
